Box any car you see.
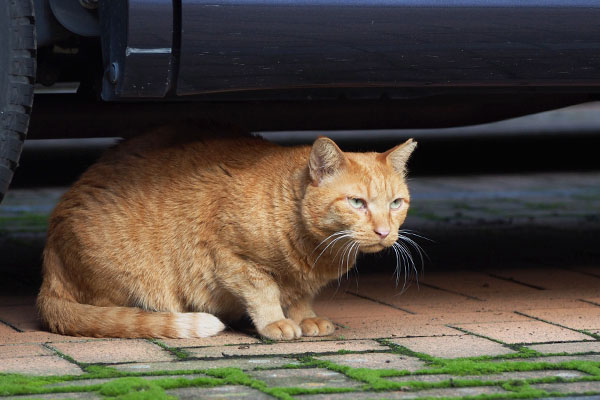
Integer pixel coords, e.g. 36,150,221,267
1,0,599,201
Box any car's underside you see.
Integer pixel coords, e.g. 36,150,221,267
31,0,600,137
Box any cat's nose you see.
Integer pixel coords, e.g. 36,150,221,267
374,228,390,239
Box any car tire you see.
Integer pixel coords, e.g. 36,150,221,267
0,0,35,202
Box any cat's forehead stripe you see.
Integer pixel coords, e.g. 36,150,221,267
348,154,395,200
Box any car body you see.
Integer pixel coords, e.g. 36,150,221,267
29,0,600,135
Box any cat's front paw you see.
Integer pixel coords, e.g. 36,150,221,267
300,317,335,337
260,319,302,340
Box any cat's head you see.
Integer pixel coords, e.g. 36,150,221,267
302,137,417,254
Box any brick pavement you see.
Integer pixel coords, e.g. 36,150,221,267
1,172,600,398
2,266,600,399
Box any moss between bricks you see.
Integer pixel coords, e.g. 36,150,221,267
147,339,189,360
2,349,600,400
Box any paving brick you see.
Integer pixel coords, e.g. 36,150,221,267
400,292,598,315
487,267,600,291
454,320,592,344
169,385,272,399
390,335,515,358
316,352,425,371
539,397,600,400
0,321,93,345
501,354,600,363
0,321,17,334
50,339,174,364
570,266,600,277
419,270,541,298
295,391,398,400
161,331,261,348
401,386,509,398
47,374,209,389
0,344,54,358
0,304,41,331
533,381,600,394
476,296,597,313
114,357,299,372
0,355,84,376
314,295,411,319
330,316,462,339
4,393,101,400
419,311,531,325
248,368,363,389
582,297,600,306
390,370,586,384
520,308,600,330
349,278,487,314
295,385,507,399
528,341,600,354
0,330,88,345
186,340,383,358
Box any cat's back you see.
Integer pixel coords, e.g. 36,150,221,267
48,125,303,233
98,124,274,177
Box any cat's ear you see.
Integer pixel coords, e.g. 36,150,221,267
379,139,417,176
309,137,348,185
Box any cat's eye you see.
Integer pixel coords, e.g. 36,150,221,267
348,197,366,209
390,198,404,210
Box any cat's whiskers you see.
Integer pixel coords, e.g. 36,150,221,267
398,229,435,243
311,230,351,256
390,231,429,294
390,242,402,288
348,241,361,280
336,240,355,285
397,232,428,271
392,241,413,294
311,230,353,269
391,242,410,293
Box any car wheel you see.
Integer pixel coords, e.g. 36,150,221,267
0,0,35,202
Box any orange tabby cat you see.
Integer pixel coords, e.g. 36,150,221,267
37,125,416,340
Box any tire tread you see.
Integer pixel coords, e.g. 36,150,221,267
0,0,35,201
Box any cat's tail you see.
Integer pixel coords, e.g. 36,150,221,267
37,251,225,339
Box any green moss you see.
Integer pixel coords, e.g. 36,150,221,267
4,345,600,400
84,365,127,378
100,377,174,400
289,341,600,398
423,358,600,377
97,375,223,399
277,386,356,396
155,376,223,390
380,339,437,363
407,208,447,222
147,339,189,360
204,367,291,399
0,213,49,232
581,330,600,340
50,347,81,366
0,373,67,396
278,362,306,370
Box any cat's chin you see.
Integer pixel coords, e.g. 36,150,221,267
360,243,386,253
